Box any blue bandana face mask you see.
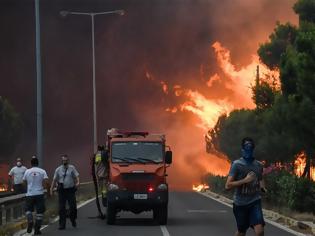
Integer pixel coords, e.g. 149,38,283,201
242,142,254,163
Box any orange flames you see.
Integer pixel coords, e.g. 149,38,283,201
294,152,315,181
192,184,210,192
0,184,8,192
160,42,278,131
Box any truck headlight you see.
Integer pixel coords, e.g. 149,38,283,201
108,183,119,191
157,184,168,190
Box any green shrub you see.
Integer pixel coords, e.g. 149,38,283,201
265,170,315,213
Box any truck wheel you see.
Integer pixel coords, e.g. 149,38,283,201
106,204,116,225
154,205,168,225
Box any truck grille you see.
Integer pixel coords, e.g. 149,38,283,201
121,173,155,181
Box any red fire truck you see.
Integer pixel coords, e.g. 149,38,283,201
104,129,172,225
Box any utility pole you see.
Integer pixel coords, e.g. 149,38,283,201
35,0,43,167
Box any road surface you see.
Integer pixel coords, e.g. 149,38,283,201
42,191,295,236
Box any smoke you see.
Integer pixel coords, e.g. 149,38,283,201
0,0,298,185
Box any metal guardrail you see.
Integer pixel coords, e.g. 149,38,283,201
0,193,26,226
0,181,94,227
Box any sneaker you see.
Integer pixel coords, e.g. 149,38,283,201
27,222,33,233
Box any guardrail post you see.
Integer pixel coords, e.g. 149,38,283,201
0,205,3,226
1,205,6,225
6,206,12,223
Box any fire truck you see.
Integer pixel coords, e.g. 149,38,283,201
103,128,172,225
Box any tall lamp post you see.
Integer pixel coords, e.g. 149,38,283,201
35,0,43,167
60,10,124,153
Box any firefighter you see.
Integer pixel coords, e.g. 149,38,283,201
95,145,109,199
23,156,49,235
50,155,80,230
225,137,266,236
8,157,27,194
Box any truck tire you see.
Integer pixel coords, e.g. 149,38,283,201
153,205,168,225
106,204,116,225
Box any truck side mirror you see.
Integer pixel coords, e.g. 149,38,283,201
165,151,172,164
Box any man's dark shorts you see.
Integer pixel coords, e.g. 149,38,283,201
233,199,265,233
25,194,46,214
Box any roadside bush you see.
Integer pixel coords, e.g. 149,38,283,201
291,176,315,213
264,170,315,214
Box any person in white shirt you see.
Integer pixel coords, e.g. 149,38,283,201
50,154,79,230
8,157,27,194
23,157,49,235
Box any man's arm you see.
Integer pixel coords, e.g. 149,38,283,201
50,168,59,195
72,166,80,187
50,179,56,195
225,172,256,190
75,176,80,187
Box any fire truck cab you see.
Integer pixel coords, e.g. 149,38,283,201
104,128,172,225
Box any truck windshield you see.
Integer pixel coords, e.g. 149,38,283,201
111,142,163,163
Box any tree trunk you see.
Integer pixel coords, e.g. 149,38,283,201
302,149,312,179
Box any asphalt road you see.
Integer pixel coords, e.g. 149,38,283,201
42,192,295,236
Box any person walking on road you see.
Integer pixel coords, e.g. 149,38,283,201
8,157,27,194
225,137,266,236
50,154,80,230
23,156,49,235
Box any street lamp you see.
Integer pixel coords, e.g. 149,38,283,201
60,10,124,153
35,0,43,167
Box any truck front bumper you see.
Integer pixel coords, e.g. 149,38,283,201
107,190,168,212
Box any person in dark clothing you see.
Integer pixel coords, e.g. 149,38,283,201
225,137,266,236
50,155,80,230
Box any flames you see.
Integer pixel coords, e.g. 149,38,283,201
192,184,210,192
155,41,279,132
294,152,315,181
0,184,8,192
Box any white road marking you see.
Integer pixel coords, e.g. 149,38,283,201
197,192,306,236
187,209,227,213
160,225,170,236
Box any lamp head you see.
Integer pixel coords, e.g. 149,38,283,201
60,11,69,17
117,10,125,16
